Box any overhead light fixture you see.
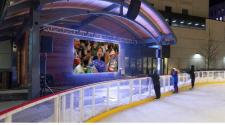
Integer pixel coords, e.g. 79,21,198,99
188,22,192,25
195,23,199,26
148,45,160,49
165,19,169,22
172,20,176,23
180,21,184,24
193,54,202,59
201,24,205,27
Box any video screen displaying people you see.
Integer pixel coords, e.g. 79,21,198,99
73,39,119,74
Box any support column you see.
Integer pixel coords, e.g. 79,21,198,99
156,46,162,75
28,0,41,99
120,0,124,16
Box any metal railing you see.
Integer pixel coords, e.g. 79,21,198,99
0,71,225,123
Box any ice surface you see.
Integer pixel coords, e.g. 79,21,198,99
100,84,225,122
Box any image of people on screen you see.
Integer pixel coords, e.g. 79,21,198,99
73,39,119,74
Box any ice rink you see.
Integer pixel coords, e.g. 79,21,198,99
100,84,225,122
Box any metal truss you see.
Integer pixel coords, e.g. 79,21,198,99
43,24,138,44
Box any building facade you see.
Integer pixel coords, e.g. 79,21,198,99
210,1,225,21
148,0,209,18
148,0,225,71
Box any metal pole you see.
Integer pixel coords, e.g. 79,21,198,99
28,0,41,99
156,46,162,75
120,0,124,16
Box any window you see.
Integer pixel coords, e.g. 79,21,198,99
165,6,172,13
150,3,154,7
182,9,188,15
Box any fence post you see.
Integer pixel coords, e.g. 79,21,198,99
70,93,74,122
53,96,60,123
4,115,12,123
139,79,142,99
148,78,152,97
61,95,66,122
224,71,225,80
163,77,166,93
106,85,110,111
129,80,133,103
92,87,96,117
117,82,120,105
79,89,84,122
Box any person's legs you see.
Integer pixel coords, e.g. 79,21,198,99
174,82,178,93
157,85,161,98
154,85,159,99
191,78,195,88
156,85,160,99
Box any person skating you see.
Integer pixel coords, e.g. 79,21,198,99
150,70,161,99
171,68,178,93
189,65,196,89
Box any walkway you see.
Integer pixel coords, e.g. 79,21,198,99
100,84,225,122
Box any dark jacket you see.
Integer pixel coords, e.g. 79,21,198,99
151,72,160,86
189,70,195,79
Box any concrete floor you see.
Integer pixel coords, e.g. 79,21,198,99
100,84,225,122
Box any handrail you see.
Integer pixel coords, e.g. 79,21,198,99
0,71,225,122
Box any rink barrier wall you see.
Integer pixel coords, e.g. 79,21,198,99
0,71,224,123
86,80,225,122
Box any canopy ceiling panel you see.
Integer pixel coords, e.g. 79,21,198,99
52,16,139,39
90,17,137,39
1,0,176,45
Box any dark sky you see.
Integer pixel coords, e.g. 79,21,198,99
210,0,224,6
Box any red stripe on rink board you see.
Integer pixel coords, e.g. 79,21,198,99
0,77,144,117
0,85,86,116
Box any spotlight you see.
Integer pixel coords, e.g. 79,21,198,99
180,21,184,24
172,20,176,23
188,22,192,25
193,54,202,59
195,23,199,26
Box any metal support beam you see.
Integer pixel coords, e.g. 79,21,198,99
61,19,113,35
119,0,124,16
28,0,41,99
75,4,118,30
102,16,141,40
43,24,137,44
0,0,9,23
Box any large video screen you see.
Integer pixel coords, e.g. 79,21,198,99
73,39,119,74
